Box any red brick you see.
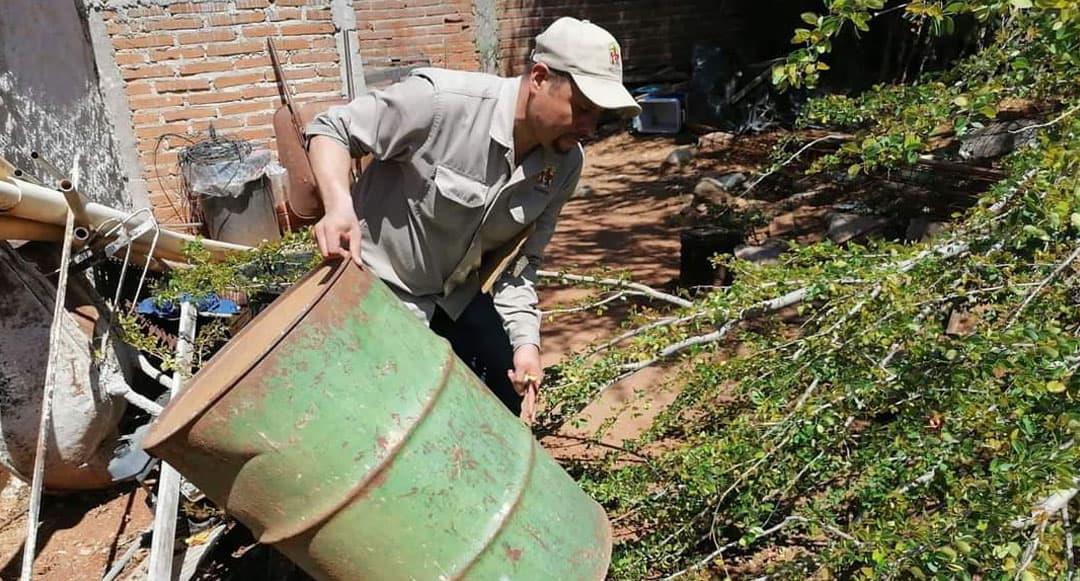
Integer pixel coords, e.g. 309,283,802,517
114,52,147,66
106,21,130,35
127,7,168,18
273,37,313,50
177,30,235,45
293,80,341,95
121,64,175,81
278,22,336,36
126,81,154,96
112,34,174,50
315,65,339,77
178,61,234,76
238,24,276,38
269,7,303,21
242,85,281,99
132,110,161,124
151,46,205,60
205,40,264,57
134,122,190,140
309,38,336,49
162,107,218,122
143,17,202,31
191,117,245,132
236,0,271,8
233,127,275,140
207,12,266,26
232,56,273,70
305,9,334,20
214,71,267,88
243,112,276,126
130,94,185,109
219,101,275,116
288,51,338,64
156,78,212,93
186,90,245,105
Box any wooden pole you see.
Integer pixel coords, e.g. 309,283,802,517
147,300,197,580
19,207,76,580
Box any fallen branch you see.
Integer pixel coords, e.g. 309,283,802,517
589,311,709,355
1006,242,1080,328
665,514,859,580
742,134,849,196
541,290,646,315
538,270,692,308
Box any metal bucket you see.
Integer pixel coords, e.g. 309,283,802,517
142,260,611,580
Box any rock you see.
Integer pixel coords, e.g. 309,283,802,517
572,183,596,198
827,213,891,244
734,238,788,264
698,131,735,150
905,217,949,242
714,172,747,190
959,119,1039,160
659,147,696,175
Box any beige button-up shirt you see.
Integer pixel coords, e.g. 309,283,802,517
305,68,583,349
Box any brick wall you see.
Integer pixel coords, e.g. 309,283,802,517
496,0,730,81
102,0,342,224
103,0,726,224
355,0,479,71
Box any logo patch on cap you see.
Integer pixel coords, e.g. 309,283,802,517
609,43,621,67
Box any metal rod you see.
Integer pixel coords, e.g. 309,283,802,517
147,300,197,581
20,206,77,580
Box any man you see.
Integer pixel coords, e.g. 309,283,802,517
304,17,641,417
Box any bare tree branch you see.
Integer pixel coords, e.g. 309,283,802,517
538,270,693,308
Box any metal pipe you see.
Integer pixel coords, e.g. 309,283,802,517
0,177,250,262
0,216,63,241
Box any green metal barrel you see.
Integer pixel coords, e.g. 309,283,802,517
143,259,611,580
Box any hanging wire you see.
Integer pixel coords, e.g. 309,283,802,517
178,125,253,236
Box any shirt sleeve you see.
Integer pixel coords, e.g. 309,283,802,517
304,75,435,162
492,154,583,351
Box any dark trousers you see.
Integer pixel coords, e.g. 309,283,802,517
429,293,523,415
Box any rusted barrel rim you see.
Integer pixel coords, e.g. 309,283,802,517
143,258,351,452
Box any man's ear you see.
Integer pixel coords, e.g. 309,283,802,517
528,62,550,93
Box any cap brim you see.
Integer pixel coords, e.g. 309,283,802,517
570,73,642,118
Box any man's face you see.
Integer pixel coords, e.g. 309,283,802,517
526,65,604,153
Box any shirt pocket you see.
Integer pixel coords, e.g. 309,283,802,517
432,164,486,208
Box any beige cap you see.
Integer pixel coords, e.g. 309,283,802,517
531,17,641,117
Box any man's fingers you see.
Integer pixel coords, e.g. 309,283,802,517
349,225,363,267
315,223,329,258
520,385,537,425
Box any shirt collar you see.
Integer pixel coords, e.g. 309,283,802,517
490,76,519,153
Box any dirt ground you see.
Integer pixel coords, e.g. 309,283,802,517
0,128,788,579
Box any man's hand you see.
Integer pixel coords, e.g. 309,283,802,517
314,206,363,266
309,135,363,266
508,344,543,424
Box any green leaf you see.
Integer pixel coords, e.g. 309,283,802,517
772,65,786,86
801,12,819,25
1071,212,1080,231
1010,0,1033,8
848,164,863,177
1046,381,1066,393
953,95,970,108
